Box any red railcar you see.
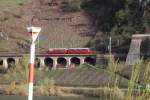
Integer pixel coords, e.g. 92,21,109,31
47,48,91,54
67,48,91,54
47,48,67,54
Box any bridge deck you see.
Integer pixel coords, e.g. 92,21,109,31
132,34,150,39
0,54,96,57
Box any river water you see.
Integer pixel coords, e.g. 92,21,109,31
0,95,101,100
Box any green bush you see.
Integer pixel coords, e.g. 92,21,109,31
61,0,82,12
0,0,29,8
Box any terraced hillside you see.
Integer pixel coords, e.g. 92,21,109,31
0,0,95,53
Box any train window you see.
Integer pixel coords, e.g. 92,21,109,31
53,48,67,50
68,48,89,50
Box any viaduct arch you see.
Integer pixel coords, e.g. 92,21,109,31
0,54,99,70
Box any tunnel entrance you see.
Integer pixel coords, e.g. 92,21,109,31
7,58,15,69
84,57,96,66
57,57,67,68
70,57,80,67
44,57,53,70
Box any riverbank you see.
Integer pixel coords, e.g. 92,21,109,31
0,84,124,100
0,84,147,100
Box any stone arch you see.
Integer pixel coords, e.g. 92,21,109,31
35,58,40,69
57,57,67,68
44,57,53,70
0,58,3,71
70,57,80,67
0,58,3,66
7,58,15,69
84,57,96,66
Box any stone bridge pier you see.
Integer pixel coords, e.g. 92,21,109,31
126,34,150,66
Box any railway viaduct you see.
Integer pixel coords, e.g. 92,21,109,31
0,53,110,70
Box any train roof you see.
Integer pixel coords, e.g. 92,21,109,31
68,48,90,49
48,48,67,50
48,48,90,50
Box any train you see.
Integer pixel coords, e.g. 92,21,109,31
47,48,92,54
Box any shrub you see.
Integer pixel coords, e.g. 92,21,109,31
61,0,82,12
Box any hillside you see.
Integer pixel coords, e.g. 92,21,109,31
0,0,149,55
0,0,95,54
